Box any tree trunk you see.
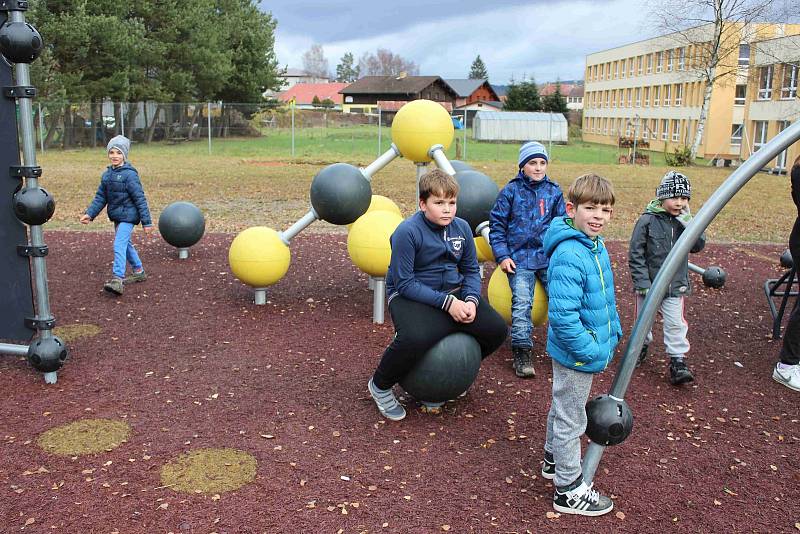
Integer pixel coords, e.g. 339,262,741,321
43,106,62,148
188,104,201,140
690,71,715,162
62,104,73,149
125,103,139,139
145,104,163,144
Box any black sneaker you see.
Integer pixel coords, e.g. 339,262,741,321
635,344,649,367
541,452,555,480
553,481,613,516
512,347,535,378
669,358,694,385
103,277,124,295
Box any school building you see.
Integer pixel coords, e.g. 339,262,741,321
582,23,800,172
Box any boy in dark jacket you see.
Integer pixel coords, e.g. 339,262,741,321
628,171,705,385
541,173,622,516
489,141,566,377
80,135,153,295
368,169,507,420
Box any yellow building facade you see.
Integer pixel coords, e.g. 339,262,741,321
583,23,800,164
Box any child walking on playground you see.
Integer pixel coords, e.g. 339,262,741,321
628,170,705,385
367,169,507,420
80,135,153,296
489,141,566,377
540,173,623,516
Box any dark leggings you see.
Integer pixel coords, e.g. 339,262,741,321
780,217,800,365
372,294,508,390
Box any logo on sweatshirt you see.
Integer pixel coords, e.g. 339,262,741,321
448,236,465,258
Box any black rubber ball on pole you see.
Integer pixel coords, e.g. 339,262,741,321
585,394,634,446
0,21,43,63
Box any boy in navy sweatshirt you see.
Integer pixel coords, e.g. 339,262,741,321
368,169,508,420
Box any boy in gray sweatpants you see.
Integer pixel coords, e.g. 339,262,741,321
628,171,705,385
540,173,623,516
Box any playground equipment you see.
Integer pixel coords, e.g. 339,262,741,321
449,160,473,173
582,120,800,485
688,261,727,289
585,394,634,446
765,249,798,339
228,227,291,305
158,201,206,258
0,3,67,383
486,268,548,326
399,332,482,403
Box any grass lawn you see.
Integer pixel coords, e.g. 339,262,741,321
39,133,792,243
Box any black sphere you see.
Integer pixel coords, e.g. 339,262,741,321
13,186,55,226
780,249,794,269
701,266,726,289
585,394,634,446
454,170,499,234
310,163,372,225
27,335,68,373
449,160,473,173
158,201,205,248
399,333,482,403
0,22,43,63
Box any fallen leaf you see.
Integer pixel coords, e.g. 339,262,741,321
615,511,626,520
442,526,451,531
546,511,560,519
24,518,35,526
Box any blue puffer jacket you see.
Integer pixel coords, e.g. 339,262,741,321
489,172,566,270
85,162,152,226
544,216,623,373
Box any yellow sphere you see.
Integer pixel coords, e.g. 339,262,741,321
347,210,404,277
391,99,454,163
475,235,495,263
487,266,548,326
228,227,291,287
347,195,402,230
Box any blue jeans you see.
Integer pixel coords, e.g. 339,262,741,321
507,268,548,349
112,222,143,278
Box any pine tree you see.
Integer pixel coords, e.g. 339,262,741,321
335,52,360,82
468,55,488,79
542,82,569,113
504,78,541,111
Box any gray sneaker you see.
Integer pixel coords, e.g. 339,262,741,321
125,269,147,284
103,277,124,295
367,378,406,421
773,363,800,392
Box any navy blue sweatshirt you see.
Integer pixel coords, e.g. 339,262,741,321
386,211,481,311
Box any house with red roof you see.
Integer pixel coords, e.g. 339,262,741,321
277,83,349,109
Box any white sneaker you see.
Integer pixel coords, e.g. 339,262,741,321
553,481,613,516
773,363,800,392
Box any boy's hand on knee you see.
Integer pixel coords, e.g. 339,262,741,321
499,258,516,274
462,301,477,323
448,299,472,323
79,214,91,225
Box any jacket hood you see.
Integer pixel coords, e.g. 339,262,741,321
543,215,601,257
510,170,553,191
107,162,135,173
645,198,666,214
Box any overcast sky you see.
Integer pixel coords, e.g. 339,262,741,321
262,0,658,84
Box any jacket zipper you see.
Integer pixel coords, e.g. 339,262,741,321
593,251,613,369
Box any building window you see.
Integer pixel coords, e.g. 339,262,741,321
782,64,798,99
730,124,743,147
661,119,669,140
652,119,659,139
735,84,747,105
635,87,641,107
778,121,790,169
629,58,635,77
614,61,619,78
672,120,680,142
644,86,650,106
753,121,768,151
758,65,773,100
667,49,674,71
738,43,750,67
605,91,610,108
643,128,649,140
621,59,627,78
603,118,608,135
674,84,683,106
653,85,660,107
664,84,672,106
678,47,686,70
656,51,663,73
627,88,633,107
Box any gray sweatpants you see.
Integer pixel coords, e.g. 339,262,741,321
635,294,690,358
544,359,594,488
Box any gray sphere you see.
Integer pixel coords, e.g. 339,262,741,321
585,394,634,446
780,249,794,269
158,202,205,248
0,22,43,63
400,333,482,403
449,160,473,173
701,266,726,289
27,335,68,373
454,170,500,234
310,163,372,225
13,186,55,226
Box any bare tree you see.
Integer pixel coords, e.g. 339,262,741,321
357,48,419,76
649,0,780,160
302,44,330,79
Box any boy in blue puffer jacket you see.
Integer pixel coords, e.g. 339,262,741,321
540,173,623,517
80,135,153,296
489,141,566,378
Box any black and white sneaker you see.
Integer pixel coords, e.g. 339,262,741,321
669,358,694,385
553,481,613,516
541,453,555,480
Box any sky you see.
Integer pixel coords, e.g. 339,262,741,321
261,0,658,84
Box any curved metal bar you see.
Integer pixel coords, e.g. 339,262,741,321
584,120,800,484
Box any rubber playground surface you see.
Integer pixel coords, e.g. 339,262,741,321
2,230,799,533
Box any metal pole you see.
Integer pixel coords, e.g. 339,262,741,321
415,162,428,208
363,145,400,180
429,145,456,175
688,262,704,275
548,113,553,156
120,102,125,136
37,102,44,153
372,277,386,324
207,102,212,155
632,116,639,165
583,120,800,484
291,102,295,158
279,209,319,244
463,110,468,160
377,106,382,157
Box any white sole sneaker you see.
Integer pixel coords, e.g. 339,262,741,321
773,364,800,392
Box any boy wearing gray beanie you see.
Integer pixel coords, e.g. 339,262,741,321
489,140,566,377
79,135,153,295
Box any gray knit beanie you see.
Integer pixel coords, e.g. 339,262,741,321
107,135,131,160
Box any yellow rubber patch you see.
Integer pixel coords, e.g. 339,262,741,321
37,418,130,456
160,448,257,494
53,323,101,342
